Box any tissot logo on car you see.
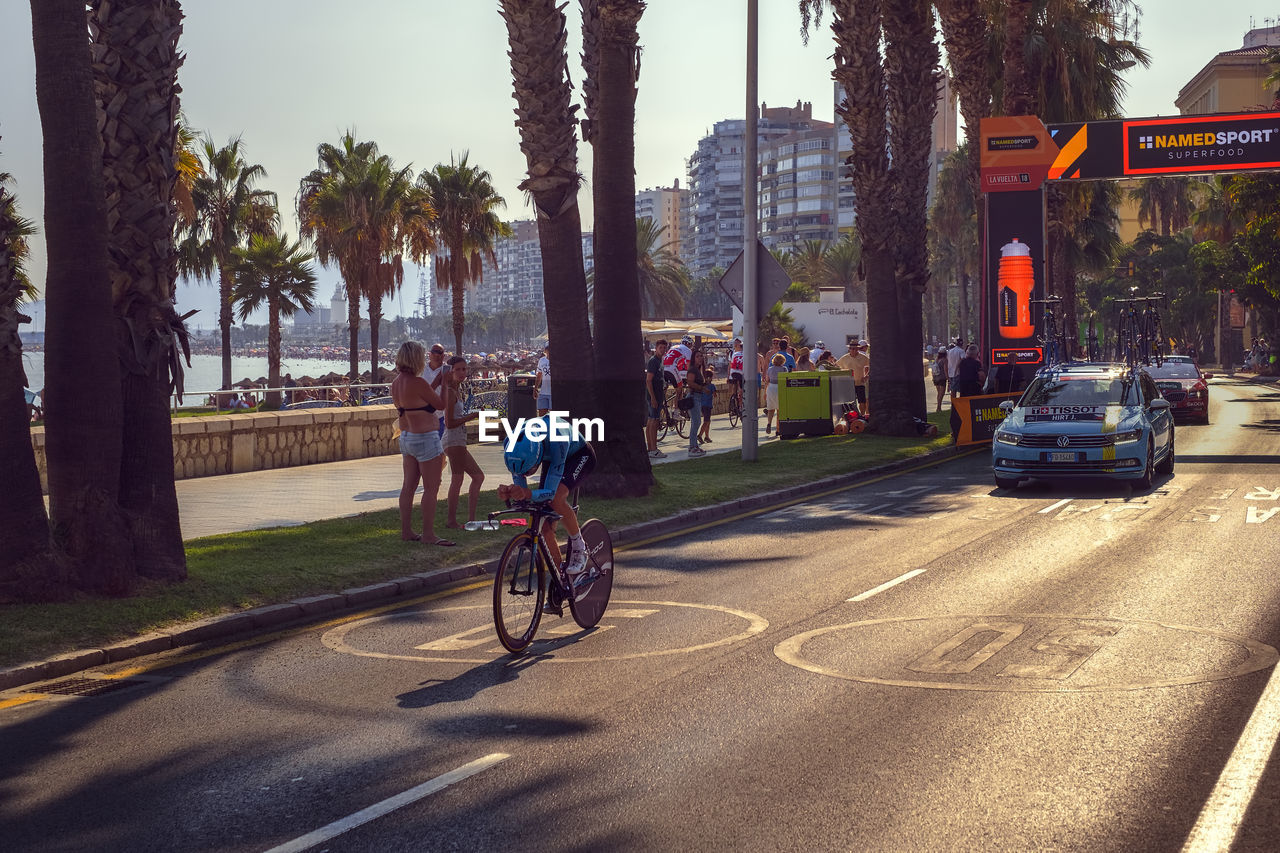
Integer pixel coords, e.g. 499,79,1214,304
1124,113,1280,175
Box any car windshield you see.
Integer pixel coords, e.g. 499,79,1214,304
1145,363,1200,380
1019,374,1134,407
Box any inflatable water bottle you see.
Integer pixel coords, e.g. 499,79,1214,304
997,238,1035,339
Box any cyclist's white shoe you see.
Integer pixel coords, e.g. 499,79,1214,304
566,545,588,577
649,449,667,458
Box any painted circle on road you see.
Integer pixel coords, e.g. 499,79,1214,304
774,614,1278,693
322,600,768,664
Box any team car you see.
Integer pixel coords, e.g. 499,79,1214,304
991,362,1174,490
1144,357,1212,424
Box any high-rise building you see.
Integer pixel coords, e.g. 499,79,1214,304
1176,25,1280,115
461,221,595,316
635,180,688,258
684,101,821,280
759,120,838,254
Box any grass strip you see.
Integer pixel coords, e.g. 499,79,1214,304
0,413,955,668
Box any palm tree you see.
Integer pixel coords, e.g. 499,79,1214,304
231,232,317,408
90,0,191,583
824,234,863,302
1192,176,1242,244
298,133,433,382
417,153,506,357
500,0,597,421
1128,177,1198,238
800,0,937,434
0,164,55,598
174,113,204,228
930,146,979,339
179,136,277,391
30,0,131,596
635,218,689,317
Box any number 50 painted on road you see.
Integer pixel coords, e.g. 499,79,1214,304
907,621,1118,680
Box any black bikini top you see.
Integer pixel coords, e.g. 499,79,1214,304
396,403,436,416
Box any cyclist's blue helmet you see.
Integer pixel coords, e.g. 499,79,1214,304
504,433,545,477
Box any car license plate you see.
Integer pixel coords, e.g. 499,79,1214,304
1049,451,1077,462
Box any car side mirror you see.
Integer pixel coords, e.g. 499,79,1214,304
1149,398,1171,411
999,401,1015,413
1203,372,1214,379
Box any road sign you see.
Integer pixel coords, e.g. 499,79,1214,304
717,239,792,314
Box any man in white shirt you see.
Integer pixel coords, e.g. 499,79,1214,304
946,338,965,395
536,344,552,415
661,335,693,398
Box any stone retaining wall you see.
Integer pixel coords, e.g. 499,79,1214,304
29,404,401,493
28,391,761,493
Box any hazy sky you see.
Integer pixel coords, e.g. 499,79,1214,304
2,1,1276,329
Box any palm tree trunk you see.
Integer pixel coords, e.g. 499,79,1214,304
346,279,361,382
451,280,465,356
91,0,187,582
501,0,598,420
267,293,282,408
31,0,134,595
219,264,233,389
1002,0,1036,116
958,270,970,343
368,290,382,381
884,0,935,423
0,299,62,599
582,0,652,497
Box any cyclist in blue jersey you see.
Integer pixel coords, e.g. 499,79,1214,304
498,416,598,606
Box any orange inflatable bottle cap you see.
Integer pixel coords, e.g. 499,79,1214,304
1001,239,1031,257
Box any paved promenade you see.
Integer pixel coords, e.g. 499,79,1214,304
177,415,773,540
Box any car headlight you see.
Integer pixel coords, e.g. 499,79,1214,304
1112,429,1142,444
995,430,1021,446
1187,389,1206,399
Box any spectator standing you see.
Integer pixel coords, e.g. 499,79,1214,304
954,344,986,397
931,350,949,411
283,373,297,405
423,343,448,439
535,343,552,415
817,351,839,370
837,340,871,415
990,351,1025,395
796,347,814,371
765,352,788,434
685,349,708,456
698,366,715,444
390,341,451,547
441,355,484,530
646,340,669,458
947,338,965,395
811,341,827,364
779,336,797,370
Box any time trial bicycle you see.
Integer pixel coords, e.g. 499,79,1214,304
1032,296,1070,367
490,494,614,654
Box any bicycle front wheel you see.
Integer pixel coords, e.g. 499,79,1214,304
569,518,614,629
728,397,740,428
493,533,545,654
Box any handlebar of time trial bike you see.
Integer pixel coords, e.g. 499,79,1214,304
489,499,561,524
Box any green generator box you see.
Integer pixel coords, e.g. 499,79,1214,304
777,371,833,438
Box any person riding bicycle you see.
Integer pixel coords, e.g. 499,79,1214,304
662,334,694,395
498,417,598,607
729,338,745,392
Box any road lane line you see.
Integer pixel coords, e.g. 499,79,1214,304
262,753,510,853
1181,664,1280,853
1039,498,1072,514
847,569,926,602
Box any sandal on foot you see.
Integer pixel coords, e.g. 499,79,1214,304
428,537,456,547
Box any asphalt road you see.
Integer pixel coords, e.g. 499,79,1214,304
4,378,1280,852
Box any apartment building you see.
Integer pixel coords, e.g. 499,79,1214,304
458,221,595,316
684,101,822,279
635,180,689,258
1176,24,1280,115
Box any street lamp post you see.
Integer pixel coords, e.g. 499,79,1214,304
742,0,759,462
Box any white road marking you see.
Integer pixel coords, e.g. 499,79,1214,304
847,569,926,602
1039,498,1073,514
1181,662,1280,853
262,753,510,853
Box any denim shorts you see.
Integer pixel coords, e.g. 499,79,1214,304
399,429,443,463
537,394,552,410
647,402,661,419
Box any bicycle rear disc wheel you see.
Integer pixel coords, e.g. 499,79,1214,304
493,533,545,654
569,518,614,629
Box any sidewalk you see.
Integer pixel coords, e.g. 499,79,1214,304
177,415,773,540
